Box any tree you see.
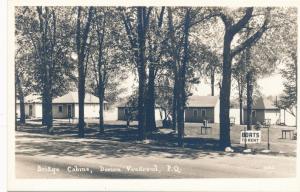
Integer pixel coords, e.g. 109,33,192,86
75,6,94,138
15,20,34,125
15,43,33,125
217,7,270,149
144,7,166,133
155,73,173,120
16,7,73,133
198,45,221,96
176,8,192,146
121,7,152,140
88,7,127,134
232,51,247,125
279,52,297,117
90,7,109,134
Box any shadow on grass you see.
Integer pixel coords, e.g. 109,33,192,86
16,120,237,159
16,120,295,159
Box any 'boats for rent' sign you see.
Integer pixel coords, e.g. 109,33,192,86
240,131,261,144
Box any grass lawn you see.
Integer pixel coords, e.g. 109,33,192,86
16,118,297,156
184,122,297,155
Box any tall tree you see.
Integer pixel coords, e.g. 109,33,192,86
217,7,270,149
89,7,127,134
15,43,33,125
176,8,192,146
90,8,108,134
16,7,73,133
166,7,180,132
145,7,166,133
121,7,152,140
232,51,247,125
75,6,94,138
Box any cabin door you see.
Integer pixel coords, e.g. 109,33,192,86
67,104,72,118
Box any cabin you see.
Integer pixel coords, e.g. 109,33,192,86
243,97,280,125
16,94,42,118
117,103,165,121
185,96,220,123
16,92,108,119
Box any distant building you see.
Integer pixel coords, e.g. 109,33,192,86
243,97,280,125
16,92,108,119
16,94,42,119
185,96,220,123
117,102,165,121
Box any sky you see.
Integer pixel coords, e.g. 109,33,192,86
192,73,284,98
121,72,285,99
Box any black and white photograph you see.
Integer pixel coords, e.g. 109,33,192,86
5,0,300,191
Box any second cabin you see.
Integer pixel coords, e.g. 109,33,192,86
185,96,220,123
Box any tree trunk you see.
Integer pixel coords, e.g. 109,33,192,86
219,32,233,150
145,64,157,133
136,8,148,140
75,7,93,138
45,60,54,134
211,70,215,96
45,91,53,134
246,70,254,130
177,9,191,147
19,94,26,124
239,96,243,125
42,91,47,126
177,78,185,147
16,73,26,124
172,74,178,131
78,67,85,138
98,85,105,134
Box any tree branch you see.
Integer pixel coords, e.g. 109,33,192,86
230,8,254,35
231,11,270,57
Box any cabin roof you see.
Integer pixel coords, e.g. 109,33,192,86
17,92,107,104
186,96,219,108
246,97,279,110
53,92,107,104
16,94,42,104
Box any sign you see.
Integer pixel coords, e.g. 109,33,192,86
240,131,261,144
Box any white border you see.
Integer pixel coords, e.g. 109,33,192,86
7,0,300,191
0,0,7,192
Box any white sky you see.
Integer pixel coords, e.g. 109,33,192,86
192,73,284,97
121,72,284,99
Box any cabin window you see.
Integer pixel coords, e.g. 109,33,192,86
193,110,198,118
58,105,63,113
125,108,129,116
202,109,206,117
252,110,256,117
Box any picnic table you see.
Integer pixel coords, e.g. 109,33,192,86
281,129,294,139
201,120,212,135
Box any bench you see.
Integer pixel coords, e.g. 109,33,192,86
281,129,294,139
201,120,212,135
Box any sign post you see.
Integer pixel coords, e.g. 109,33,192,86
244,127,247,149
267,125,270,150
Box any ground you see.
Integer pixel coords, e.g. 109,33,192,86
15,119,297,178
